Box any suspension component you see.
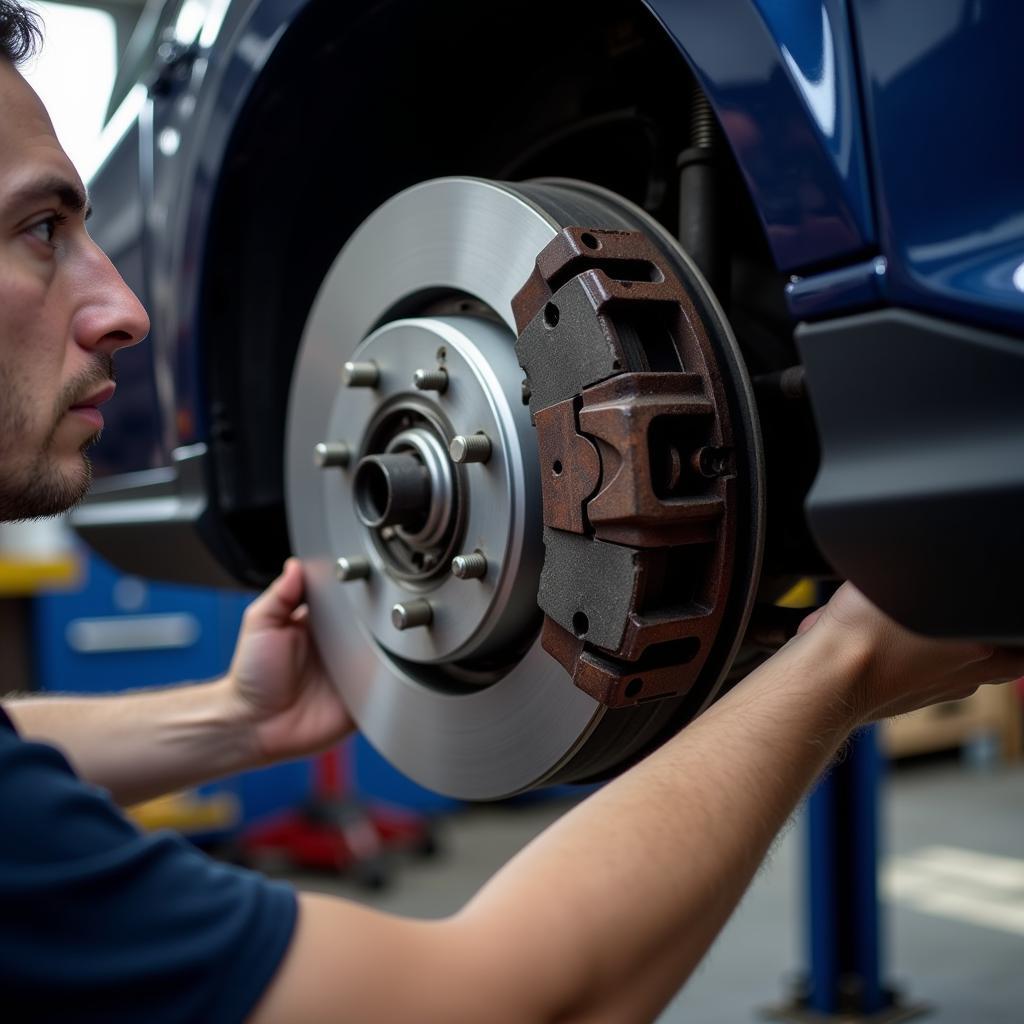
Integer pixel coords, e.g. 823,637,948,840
677,87,723,289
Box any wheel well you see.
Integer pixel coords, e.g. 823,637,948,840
200,0,779,584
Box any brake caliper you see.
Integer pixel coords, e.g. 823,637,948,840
513,227,737,709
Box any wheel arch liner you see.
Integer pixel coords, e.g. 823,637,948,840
797,308,1024,643
644,0,875,270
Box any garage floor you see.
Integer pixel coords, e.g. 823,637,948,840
278,759,1024,1022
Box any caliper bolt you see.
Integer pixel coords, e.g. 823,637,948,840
314,442,351,468
449,433,492,464
335,556,370,582
451,552,487,580
692,446,729,478
392,599,433,630
342,361,379,388
413,368,448,393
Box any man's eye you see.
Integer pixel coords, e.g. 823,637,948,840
25,213,66,246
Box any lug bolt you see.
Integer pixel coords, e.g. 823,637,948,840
451,552,487,580
413,368,448,393
392,599,433,630
314,442,351,468
521,379,531,405
342,361,379,388
335,556,370,582
449,433,492,464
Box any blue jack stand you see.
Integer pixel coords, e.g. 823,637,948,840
766,726,927,1023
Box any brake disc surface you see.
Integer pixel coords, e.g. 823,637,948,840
285,177,763,799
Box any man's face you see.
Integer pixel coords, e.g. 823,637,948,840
0,60,148,521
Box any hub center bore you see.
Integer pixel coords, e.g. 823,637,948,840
354,408,460,583
354,452,430,531
353,423,456,555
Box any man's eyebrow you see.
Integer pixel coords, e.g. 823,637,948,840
5,176,92,220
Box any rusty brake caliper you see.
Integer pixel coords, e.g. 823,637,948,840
512,227,736,710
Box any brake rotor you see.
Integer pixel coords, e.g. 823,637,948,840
285,177,763,799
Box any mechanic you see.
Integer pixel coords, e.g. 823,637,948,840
2,6,1022,1022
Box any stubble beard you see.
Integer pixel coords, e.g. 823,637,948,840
0,357,113,523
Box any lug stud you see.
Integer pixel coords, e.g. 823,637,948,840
336,556,370,582
314,442,351,468
449,433,492,464
392,599,433,630
342,361,379,388
413,368,448,393
451,552,487,580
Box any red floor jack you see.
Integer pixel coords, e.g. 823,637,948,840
240,744,437,888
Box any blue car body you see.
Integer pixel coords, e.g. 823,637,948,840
79,0,1024,640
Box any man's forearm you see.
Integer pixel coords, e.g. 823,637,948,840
456,627,861,1023
3,679,262,805
250,588,1021,1024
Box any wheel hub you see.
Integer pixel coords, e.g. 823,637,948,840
354,417,457,564
321,313,543,667
286,177,764,798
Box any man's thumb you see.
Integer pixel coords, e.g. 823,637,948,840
247,558,304,627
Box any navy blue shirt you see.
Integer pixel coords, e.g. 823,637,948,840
0,705,297,1023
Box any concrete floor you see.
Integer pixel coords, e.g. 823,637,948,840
279,759,1024,1022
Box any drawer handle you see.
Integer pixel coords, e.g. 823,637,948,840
66,614,201,654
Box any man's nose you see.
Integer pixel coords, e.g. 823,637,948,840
72,243,151,355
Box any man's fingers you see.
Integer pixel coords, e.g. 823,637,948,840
246,558,306,627
797,607,824,635
979,649,1024,685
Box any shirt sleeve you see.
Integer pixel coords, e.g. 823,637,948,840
0,718,297,1024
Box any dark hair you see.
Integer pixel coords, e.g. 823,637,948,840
0,1,41,65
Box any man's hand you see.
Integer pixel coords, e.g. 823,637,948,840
795,582,1024,724
3,559,355,804
225,558,355,765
